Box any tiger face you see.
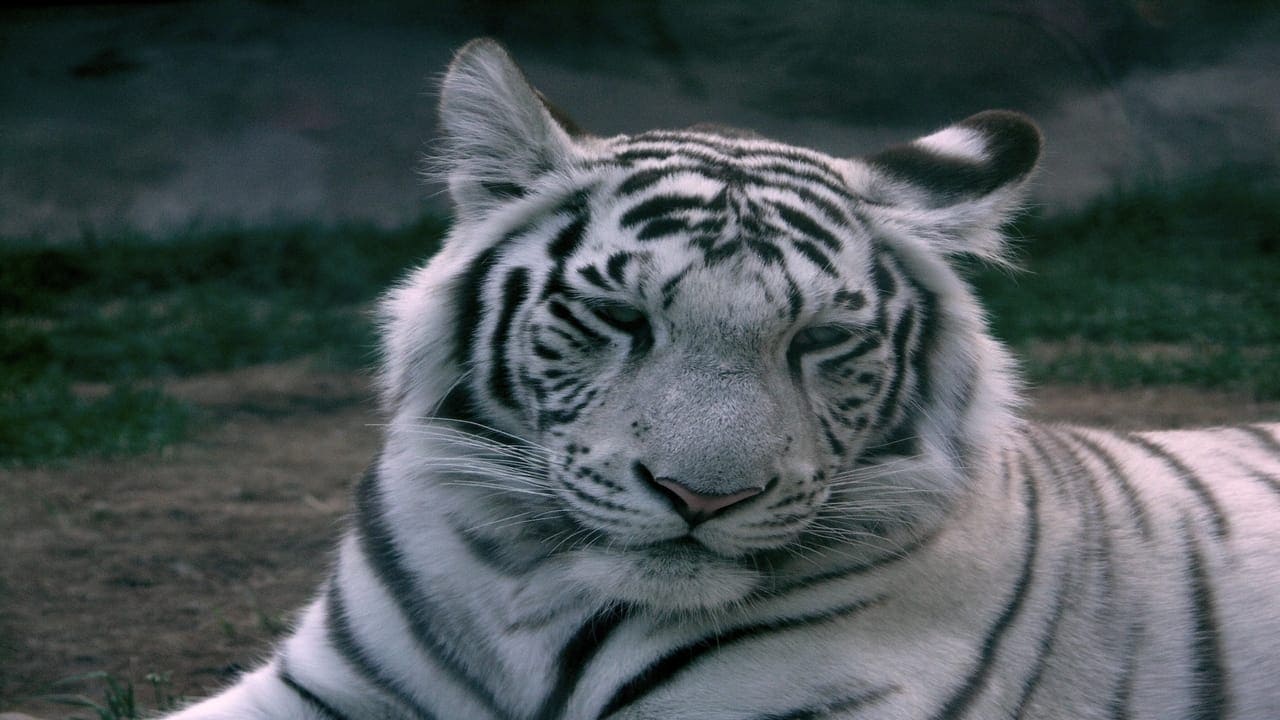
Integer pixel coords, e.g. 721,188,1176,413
382,39,1038,612
492,164,904,555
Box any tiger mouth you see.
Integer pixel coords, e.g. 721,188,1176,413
629,535,752,571
638,534,763,565
646,535,710,556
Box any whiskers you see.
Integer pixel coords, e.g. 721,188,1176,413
749,450,957,571
376,416,564,499
462,507,577,534
372,415,606,548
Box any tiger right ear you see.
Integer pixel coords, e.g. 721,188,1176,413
856,111,1042,262
437,39,582,219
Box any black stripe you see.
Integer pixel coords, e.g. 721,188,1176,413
930,469,1040,720
533,342,562,361
1240,424,1280,461
449,520,549,577
1010,563,1072,719
605,252,632,285
1033,429,1116,597
577,265,609,289
454,246,500,365
548,326,589,352
772,523,941,596
479,180,526,199
547,216,588,260
623,131,849,184
788,238,839,277
863,262,939,462
454,205,574,366
1126,434,1228,539
754,685,896,720
745,237,785,265
906,283,939,404
1064,431,1154,542
870,254,897,324
616,166,677,197
1236,460,1280,498
659,267,691,309
541,216,589,300
784,180,864,232
1106,623,1143,720
782,269,804,322
547,300,606,345
834,290,866,310
619,193,708,229
564,478,638,515
870,306,916,433
773,202,841,250
278,660,353,720
817,336,882,373
609,154,857,229
538,387,596,429
600,596,884,718
635,216,690,241
1182,518,1230,719
489,268,529,410
749,155,857,196
787,326,856,376
353,471,509,718
818,414,846,457
615,130,859,199
617,134,857,203
534,605,631,720
325,583,437,720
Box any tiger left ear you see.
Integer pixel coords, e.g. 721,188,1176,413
437,39,584,220
857,110,1042,261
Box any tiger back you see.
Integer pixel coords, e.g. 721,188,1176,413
162,39,1280,720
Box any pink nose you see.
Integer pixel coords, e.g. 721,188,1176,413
651,476,764,525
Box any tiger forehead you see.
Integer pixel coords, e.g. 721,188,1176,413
608,128,847,177
588,135,867,256
595,129,858,198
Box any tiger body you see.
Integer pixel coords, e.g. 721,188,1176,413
165,40,1280,720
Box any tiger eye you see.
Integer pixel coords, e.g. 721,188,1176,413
595,303,645,327
790,324,857,355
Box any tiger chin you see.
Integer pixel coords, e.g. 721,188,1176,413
159,38,1280,720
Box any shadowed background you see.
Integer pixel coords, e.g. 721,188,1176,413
3,0,1278,240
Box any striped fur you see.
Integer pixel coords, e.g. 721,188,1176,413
164,39,1280,719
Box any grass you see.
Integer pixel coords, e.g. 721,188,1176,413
40,671,181,720
972,171,1280,398
1,171,1277,465
1,216,448,465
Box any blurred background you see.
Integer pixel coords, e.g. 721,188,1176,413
3,0,1279,239
2,1,1278,717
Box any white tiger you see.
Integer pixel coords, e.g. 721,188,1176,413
164,39,1280,720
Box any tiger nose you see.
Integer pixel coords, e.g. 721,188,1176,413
636,464,764,525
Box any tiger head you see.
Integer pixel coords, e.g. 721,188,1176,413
379,39,1039,612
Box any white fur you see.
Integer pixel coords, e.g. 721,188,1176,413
157,40,1280,720
915,126,989,162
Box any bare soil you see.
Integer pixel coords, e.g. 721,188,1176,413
2,360,1277,718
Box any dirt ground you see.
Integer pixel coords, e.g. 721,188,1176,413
2,360,1278,718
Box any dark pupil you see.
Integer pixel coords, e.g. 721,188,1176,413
792,325,852,354
601,305,642,325
592,303,649,335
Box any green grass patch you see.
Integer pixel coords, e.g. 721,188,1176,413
973,171,1280,398
0,373,192,464
1,216,448,465
40,670,182,720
